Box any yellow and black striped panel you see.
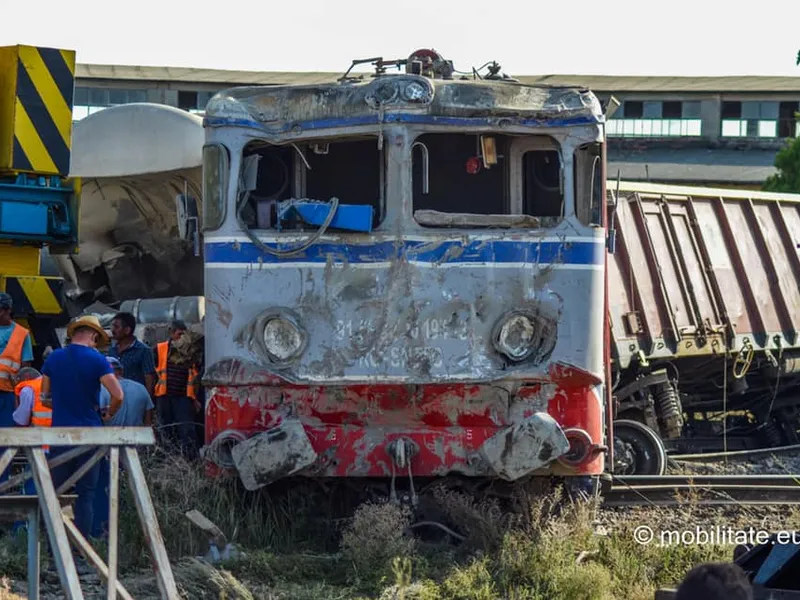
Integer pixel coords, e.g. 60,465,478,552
2,276,64,316
0,243,40,276
0,45,75,176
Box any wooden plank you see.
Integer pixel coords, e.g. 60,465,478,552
62,516,135,600
1,428,155,447
27,448,84,600
123,448,179,599
56,447,106,494
0,495,76,522
107,448,119,600
28,508,40,600
185,509,227,546
0,446,97,495
0,448,17,478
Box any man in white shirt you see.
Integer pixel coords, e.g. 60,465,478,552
12,367,43,426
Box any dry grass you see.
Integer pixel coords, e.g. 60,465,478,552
0,578,24,600
341,502,417,586
0,457,737,599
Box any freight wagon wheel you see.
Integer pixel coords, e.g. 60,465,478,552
612,419,667,476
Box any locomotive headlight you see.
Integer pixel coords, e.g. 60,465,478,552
494,313,537,362
263,316,306,363
403,81,428,102
491,309,558,364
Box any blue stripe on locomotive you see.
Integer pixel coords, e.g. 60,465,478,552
204,239,605,266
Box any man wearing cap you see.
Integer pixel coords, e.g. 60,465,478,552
99,357,154,427
93,356,153,539
0,292,34,482
154,320,201,458
40,315,124,538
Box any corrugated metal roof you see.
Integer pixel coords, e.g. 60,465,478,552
75,64,341,86
74,64,800,93
524,75,800,93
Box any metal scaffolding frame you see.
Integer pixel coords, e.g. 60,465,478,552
0,427,178,600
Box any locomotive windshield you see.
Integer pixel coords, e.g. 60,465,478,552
239,135,386,230
224,132,603,233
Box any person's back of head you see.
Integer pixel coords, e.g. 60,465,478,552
14,367,40,385
676,562,753,600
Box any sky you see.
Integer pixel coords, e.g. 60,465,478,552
2,0,798,77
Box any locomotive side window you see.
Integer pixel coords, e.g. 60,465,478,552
574,143,604,226
522,150,563,218
240,136,384,230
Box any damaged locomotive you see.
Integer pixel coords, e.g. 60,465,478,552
195,49,614,498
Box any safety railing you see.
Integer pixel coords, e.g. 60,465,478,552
0,427,178,600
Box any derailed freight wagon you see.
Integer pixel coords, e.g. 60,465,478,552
609,181,800,474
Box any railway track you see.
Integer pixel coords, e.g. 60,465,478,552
669,443,800,463
605,474,800,507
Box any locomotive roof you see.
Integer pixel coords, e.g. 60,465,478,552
203,74,605,133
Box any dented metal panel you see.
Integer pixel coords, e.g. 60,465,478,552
205,232,606,386
608,181,800,369
204,76,603,134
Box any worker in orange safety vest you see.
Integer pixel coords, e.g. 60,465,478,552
0,292,34,483
12,366,51,497
153,320,200,459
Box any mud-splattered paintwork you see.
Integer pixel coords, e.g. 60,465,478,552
205,373,605,477
200,73,608,481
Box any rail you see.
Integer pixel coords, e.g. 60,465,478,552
0,427,177,600
670,443,800,463
605,474,800,507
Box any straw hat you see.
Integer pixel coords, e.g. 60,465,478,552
66,315,110,347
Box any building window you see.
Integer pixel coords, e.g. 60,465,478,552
72,86,150,121
662,101,682,119
607,100,702,138
623,101,643,118
721,100,789,138
178,91,198,111
189,92,216,114
779,101,799,138
178,90,217,113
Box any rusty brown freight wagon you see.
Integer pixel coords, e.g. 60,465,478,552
607,181,800,475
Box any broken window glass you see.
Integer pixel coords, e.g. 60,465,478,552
240,137,385,232
412,133,564,228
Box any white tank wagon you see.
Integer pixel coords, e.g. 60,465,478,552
57,103,205,311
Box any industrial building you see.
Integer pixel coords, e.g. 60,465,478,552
73,64,800,188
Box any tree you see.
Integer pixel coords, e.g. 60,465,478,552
763,135,800,193
763,52,800,193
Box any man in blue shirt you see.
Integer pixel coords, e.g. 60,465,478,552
109,312,156,396
0,292,33,483
99,357,154,427
41,315,124,538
